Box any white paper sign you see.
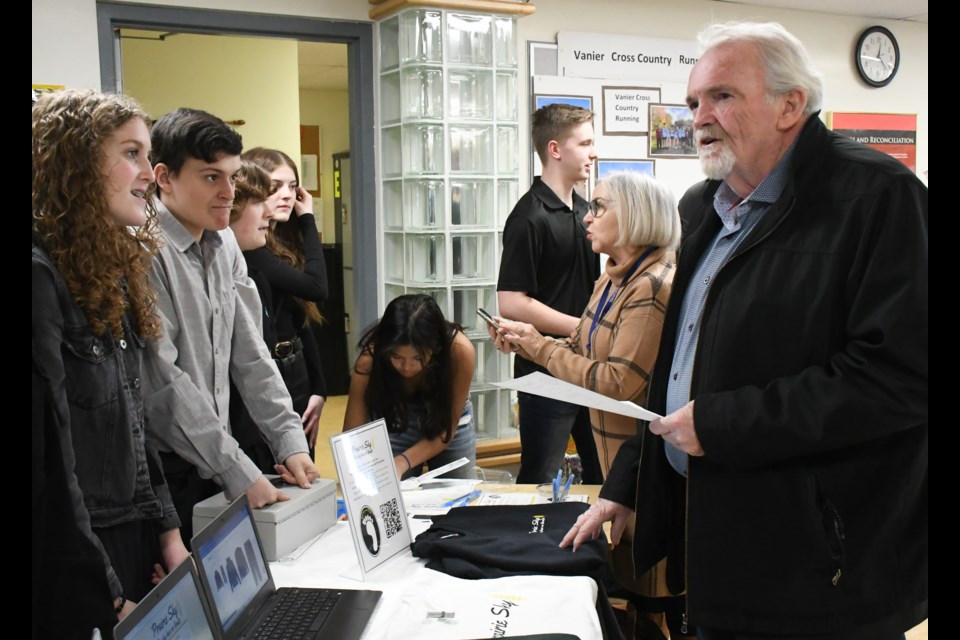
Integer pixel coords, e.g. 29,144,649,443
330,419,411,575
300,154,318,191
602,86,661,135
558,32,699,82
493,372,662,421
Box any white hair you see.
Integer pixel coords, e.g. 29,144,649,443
600,171,681,252
697,21,824,115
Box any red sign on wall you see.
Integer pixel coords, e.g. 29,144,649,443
826,112,917,173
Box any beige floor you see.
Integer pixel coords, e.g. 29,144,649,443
315,396,927,640
314,394,347,480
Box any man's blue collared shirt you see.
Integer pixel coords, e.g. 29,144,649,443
664,149,795,475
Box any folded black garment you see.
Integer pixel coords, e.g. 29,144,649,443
412,502,608,578
411,502,623,640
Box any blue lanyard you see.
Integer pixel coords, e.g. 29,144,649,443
586,247,657,355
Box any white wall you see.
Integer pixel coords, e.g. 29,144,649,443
32,0,101,91
517,0,928,186
31,0,370,94
32,0,927,186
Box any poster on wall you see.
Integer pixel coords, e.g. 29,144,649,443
534,94,593,111
826,112,917,173
596,159,656,179
530,74,702,207
602,86,660,136
300,154,319,192
649,104,696,158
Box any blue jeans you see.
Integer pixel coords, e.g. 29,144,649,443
515,392,603,484
389,399,477,479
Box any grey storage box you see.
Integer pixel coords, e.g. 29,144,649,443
193,477,336,562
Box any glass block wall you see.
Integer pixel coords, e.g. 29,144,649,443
378,8,519,441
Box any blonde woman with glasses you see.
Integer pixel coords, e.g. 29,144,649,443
488,170,687,639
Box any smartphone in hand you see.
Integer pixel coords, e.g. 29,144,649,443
476,308,501,331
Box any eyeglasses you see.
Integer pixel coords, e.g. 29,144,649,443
588,198,615,218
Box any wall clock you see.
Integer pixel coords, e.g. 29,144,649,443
855,26,899,88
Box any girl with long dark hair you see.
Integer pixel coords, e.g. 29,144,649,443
238,147,328,459
343,294,477,479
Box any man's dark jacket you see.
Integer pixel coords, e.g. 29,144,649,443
601,114,928,635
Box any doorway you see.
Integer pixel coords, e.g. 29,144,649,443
95,1,379,336
333,152,354,355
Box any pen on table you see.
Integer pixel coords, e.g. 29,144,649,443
559,472,574,502
442,489,482,508
553,468,562,503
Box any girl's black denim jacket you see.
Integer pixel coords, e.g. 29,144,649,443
33,244,179,596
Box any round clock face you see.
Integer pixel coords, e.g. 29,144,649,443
856,26,899,87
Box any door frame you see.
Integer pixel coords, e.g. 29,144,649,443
96,1,379,332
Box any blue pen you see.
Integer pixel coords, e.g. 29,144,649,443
442,489,482,508
553,468,562,503
559,472,574,502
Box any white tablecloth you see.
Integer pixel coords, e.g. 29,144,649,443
270,520,602,639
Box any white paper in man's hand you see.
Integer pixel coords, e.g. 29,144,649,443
493,372,662,421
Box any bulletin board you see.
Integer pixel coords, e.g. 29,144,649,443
526,33,705,206
531,74,702,205
299,124,322,197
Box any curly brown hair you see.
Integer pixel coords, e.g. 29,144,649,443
242,147,324,325
230,159,272,224
32,89,161,339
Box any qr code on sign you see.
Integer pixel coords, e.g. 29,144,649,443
380,498,403,538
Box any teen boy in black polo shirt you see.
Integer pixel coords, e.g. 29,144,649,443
497,104,602,484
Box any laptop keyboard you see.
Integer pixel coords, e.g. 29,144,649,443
251,588,342,640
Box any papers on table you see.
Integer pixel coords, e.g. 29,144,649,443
402,481,482,516
493,372,662,421
403,484,592,515
476,492,590,506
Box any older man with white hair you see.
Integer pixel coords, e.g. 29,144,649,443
563,21,927,640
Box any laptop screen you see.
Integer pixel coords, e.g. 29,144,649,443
114,559,216,640
193,501,270,634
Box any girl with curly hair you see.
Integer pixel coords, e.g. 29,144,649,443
343,294,477,480
32,89,188,629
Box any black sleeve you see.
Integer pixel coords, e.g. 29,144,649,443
598,430,642,508
246,214,329,302
299,327,328,397
497,214,541,294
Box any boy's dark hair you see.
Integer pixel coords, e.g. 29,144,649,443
150,107,243,175
531,103,594,164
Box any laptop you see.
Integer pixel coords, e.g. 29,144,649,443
114,556,218,640
191,494,382,640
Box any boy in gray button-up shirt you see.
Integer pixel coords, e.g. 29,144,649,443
142,108,318,541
